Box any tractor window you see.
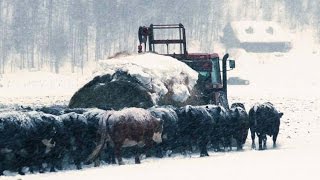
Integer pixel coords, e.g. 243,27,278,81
199,71,210,77
198,71,211,85
211,58,222,84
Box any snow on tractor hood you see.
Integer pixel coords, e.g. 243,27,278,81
93,53,198,104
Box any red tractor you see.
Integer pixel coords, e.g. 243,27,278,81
138,24,235,109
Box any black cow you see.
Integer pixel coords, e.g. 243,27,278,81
176,105,214,157
0,111,64,175
148,106,179,157
59,112,89,169
83,108,116,166
33,112,66,173
83,108,109,166
249,102,284,150
230,103,249,150
204,105,230,151
0,111,26,175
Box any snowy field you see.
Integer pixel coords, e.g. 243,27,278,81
1,46,320,179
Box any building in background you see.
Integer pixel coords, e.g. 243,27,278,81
222,21,292,52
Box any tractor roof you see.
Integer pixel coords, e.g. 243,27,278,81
186,53,219,60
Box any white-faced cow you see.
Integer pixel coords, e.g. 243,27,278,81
88,108,163,165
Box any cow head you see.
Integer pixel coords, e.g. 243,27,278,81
231,103,246,110
278,112,284,118
152,118,164,144
42,138,56,153
230,108,240,119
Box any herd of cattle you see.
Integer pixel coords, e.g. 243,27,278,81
0,102,283,175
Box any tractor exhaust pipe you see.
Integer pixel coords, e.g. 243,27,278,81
222,53,229,97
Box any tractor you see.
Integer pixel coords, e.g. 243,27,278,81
138,24,235,109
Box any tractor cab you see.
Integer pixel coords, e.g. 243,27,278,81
138,24,235,108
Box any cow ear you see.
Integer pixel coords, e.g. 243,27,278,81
278,112,284,118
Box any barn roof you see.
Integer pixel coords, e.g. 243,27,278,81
227,21,291,43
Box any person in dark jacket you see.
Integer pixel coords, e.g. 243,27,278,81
138,26,149,53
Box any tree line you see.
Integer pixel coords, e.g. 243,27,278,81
0,0,319,74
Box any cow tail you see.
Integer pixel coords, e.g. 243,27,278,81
86,113,112,163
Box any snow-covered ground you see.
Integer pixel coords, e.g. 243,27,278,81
1,43,320,179
0,71,92,107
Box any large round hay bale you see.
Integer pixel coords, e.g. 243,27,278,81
68,53,211,110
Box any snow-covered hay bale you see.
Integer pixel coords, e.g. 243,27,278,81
69,53,199,110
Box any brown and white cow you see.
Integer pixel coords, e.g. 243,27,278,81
87,107,163,165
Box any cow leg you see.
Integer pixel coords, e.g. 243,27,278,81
187,142,193,155
250,128,256,149
29,166,34,174
110,148,116,164
114,144,124,165
258,134,263,150
93,142,107,167
236,138,243,151
242,129,249,145
143,139,155,160
180,135,191,156
73,149,82,169
223,136,232,151
262,135,267,150
56,162,63,171
50,165,56,172
211,134,220,152
18,167,25,175
93,146,101,166
76,162,82,170
273,130,279,148
134,147,141,164
144,144,153,158
199,138,209,157
155,144,164,158
31,164,42,174
94,159,101,167
48,160,59,172
0,163,3,175
38,165,45,173
176,136,186,155
105,143,116,164
135,155,141,164
228,137,232,151
185,135,193,155
51,157,63,172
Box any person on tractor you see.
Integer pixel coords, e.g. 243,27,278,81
138,26,149,53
